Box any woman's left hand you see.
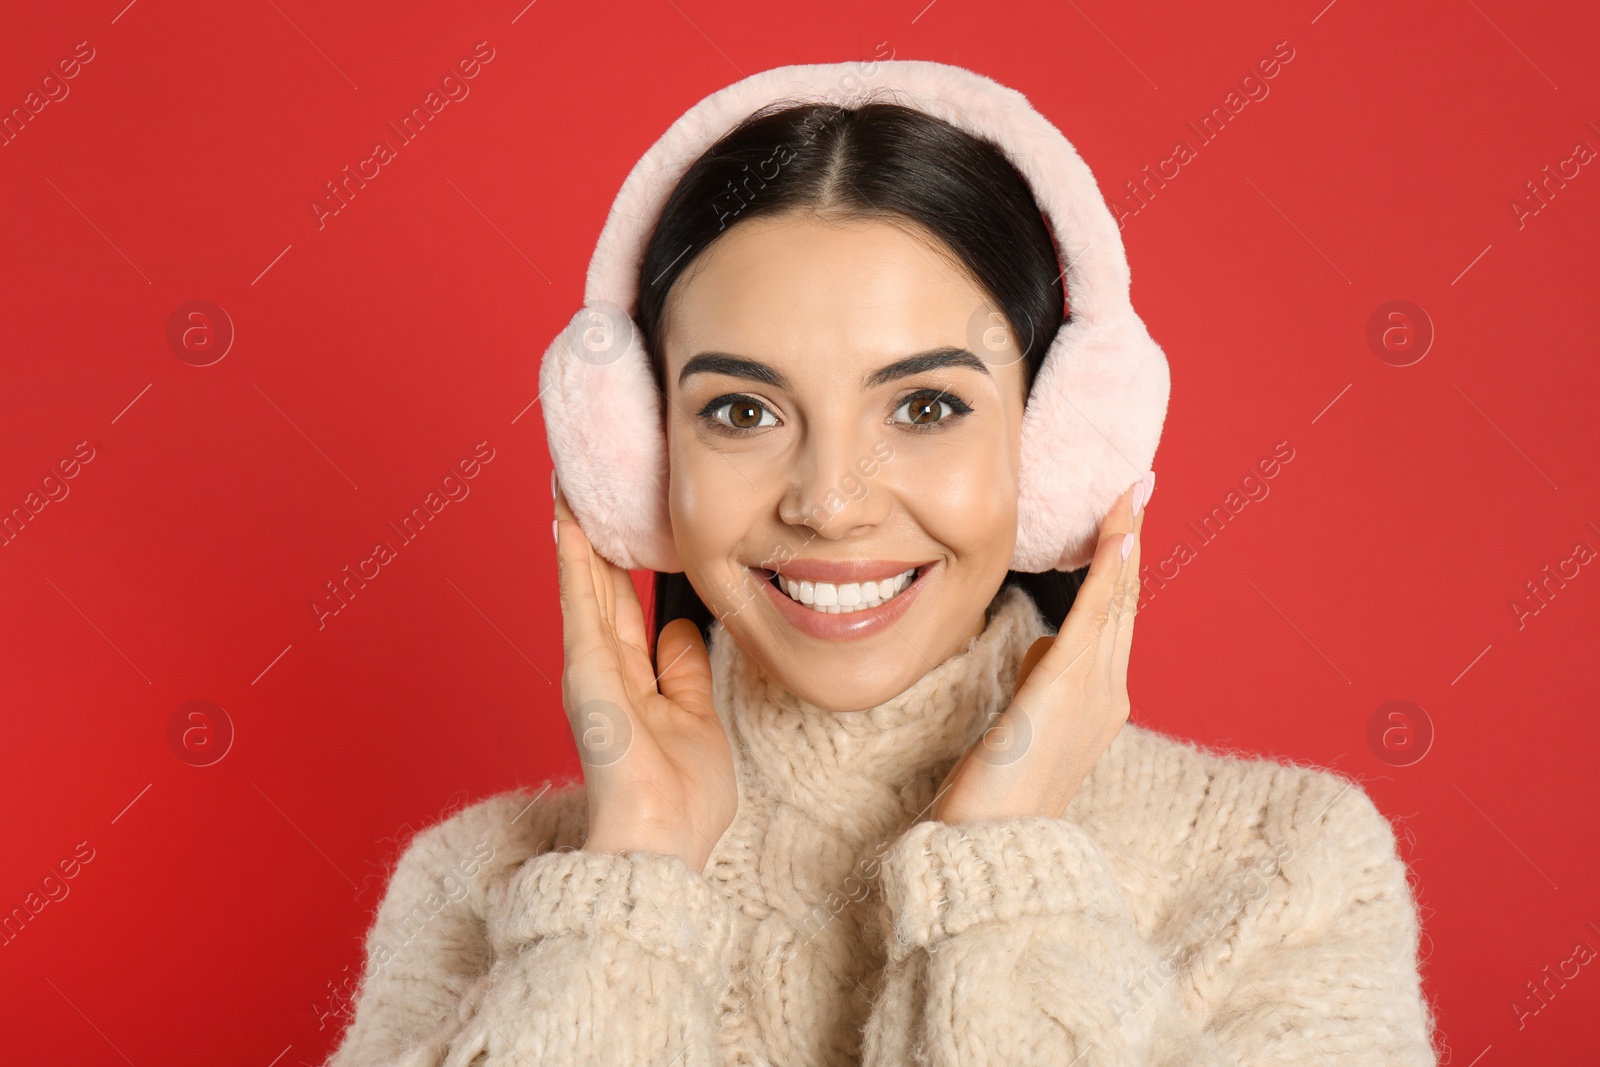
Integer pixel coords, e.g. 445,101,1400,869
930,469,1154,825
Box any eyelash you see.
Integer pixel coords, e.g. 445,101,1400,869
696,388,975,436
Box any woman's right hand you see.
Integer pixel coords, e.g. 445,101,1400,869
553,479,737,874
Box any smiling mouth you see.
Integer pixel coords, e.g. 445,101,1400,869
764,566,921,614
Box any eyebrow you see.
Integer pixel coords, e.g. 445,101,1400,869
676,346,992,392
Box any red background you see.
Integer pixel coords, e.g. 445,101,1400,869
2,0,1596,1063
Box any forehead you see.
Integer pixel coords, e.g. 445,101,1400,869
660,213,1004,381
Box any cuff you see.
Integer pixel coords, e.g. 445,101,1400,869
487,846,738,989
879,816,1129,960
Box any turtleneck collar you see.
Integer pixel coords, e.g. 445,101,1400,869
706,584,1053,839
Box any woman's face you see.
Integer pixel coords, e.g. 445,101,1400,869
659,211,1029,713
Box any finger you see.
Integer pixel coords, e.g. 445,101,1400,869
1017,636,1054,688
553,488,607,663
555,484,668,722
932,742,977,814
577,498,620,637
1109,604,1135,713
654,618,716,721
557,484,622,637
610,564,650,659
1110,511,1141,711
1056,476,1142,646
553,479,577,523
1111,478,1146,635
1024,476,1143,698
1111,496,1143,624
558,480,650,656
1121,503,1144,611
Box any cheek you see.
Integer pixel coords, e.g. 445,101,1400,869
893,435,1019,558
668,431,753,565
668,440,777,625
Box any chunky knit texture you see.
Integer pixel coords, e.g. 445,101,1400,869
322,585,1439,1066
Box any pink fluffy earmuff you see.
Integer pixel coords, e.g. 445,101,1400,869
538,59,1169,574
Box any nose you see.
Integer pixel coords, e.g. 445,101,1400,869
777,427,891,541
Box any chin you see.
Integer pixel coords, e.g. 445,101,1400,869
744,632,929,713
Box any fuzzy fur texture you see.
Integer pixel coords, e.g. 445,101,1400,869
322,586,1437,1066
540,59,1169,573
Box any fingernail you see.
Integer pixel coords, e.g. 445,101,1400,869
1121,531,1134,560
1131,469,1155,517
551,470,558,500
552,519,559,544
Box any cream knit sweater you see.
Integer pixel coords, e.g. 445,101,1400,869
322,585,1438,1066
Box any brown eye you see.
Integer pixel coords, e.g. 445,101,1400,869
889,388,972,428
893,389,972,428
705,396,778,431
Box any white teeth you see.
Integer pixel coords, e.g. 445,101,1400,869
776,568,917,613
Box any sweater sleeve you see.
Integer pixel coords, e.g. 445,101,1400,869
862,779,1437,1066
319,790,738,1067
318,793,526,1067
450,845,739,1065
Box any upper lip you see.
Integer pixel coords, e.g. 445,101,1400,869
751,558,931,583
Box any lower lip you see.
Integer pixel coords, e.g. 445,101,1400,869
752,563,933,641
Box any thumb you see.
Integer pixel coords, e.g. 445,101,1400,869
655,618,716,720
935,744,975,802
1018,636,1054,689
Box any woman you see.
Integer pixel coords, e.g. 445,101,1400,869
322,60,1438,1066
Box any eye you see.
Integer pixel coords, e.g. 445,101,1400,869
891,388,973,429
701,394,779,432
